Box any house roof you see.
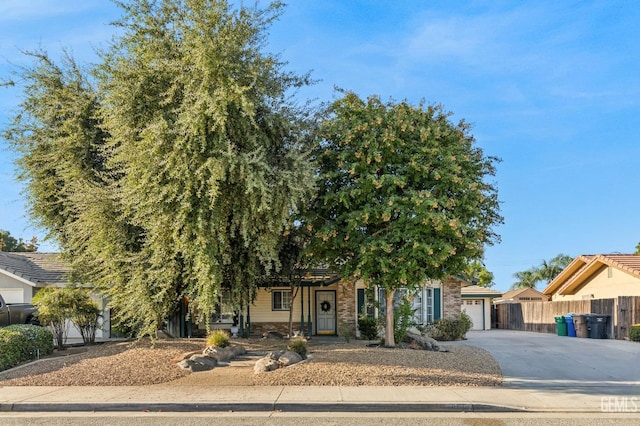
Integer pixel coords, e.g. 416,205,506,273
493,287,547,303
0,252,70,286
542,254,640,296
460,285,502,298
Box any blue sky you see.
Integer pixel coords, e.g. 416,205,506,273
1,1,639,292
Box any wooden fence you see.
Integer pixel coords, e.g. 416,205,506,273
494,296,640,339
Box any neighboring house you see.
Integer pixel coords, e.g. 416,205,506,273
542,254,640,301
178,272,468,338
0,252,110,339
460,285,502,330
493,287,549,304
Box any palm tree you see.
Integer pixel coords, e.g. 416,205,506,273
511,269,541,290
510,254,573,290
538,254,573,284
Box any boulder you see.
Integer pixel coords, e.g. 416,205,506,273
178,354,217,372
254,356,279,374
230,345,246,357
278,351,303,367
262,331,285,339
405,331,440,351
203,346,234,362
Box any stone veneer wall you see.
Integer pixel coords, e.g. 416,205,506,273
443,277,463,319
337,279,356,337
249,322,305,337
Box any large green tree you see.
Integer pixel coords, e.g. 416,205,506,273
0,230,38,252
310,92,502,346
5,0,315,336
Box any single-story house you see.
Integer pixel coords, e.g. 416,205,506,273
493,287,549,304
0,252,110,339
181,272,469,339
460,285,502,330
542,254,640,301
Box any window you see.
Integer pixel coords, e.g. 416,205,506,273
426,288,434,324
378,287,424,324
211,289,235,323
272,290,292,311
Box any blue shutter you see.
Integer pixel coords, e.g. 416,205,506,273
434,288,441,320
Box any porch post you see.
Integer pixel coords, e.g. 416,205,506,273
300,283,305,336
246,302,251,337
239,300,244,338
307,284,312,339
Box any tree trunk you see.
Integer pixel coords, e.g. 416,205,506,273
385,289,395,347
288,285,300,338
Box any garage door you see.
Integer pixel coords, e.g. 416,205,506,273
462,299,484,330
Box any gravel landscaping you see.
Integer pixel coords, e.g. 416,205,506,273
0,337,502,387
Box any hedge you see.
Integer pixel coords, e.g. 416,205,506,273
630,324,640,342
0,325,54,371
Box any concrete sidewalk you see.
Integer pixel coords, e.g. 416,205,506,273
1,385,636,413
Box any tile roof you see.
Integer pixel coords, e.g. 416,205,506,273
542,254,640,296
0,252,70,286
460,285,502,297
494,287,547,302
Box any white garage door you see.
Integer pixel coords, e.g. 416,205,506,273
462,299,484,330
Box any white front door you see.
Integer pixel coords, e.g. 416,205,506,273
316,291,336,335
462,299,484,330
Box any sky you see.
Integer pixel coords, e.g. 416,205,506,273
1,0,639,293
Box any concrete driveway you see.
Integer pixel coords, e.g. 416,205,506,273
459,330,640,392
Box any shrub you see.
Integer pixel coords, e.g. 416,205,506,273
0,328,29,371
358,316,379,341
287,337,307,359
394,298,417,343
71,297,102,345
5,324,54,359
206,329,230,348
630,324,640,342
33,287,76,349
426,311,473,341
338,320,354,342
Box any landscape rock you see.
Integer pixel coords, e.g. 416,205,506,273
262,331,285,339
404,331,440,351
278,351,303,367
203,346,234,362
178,354,217,372
253,356,279,374
230,345,246,356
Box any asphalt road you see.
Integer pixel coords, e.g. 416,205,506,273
460,329,640,390
1,412,639,425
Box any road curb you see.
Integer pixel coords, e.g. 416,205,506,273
1,402,528,413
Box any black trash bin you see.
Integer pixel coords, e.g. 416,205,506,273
588,314,609,339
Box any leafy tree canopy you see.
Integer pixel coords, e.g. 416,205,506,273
462,260,495,287
310,92,502,346
5,0,315,337
0,230,38,252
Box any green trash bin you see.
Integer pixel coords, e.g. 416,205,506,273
555,316,568,336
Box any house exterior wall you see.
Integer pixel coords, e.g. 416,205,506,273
442,277,462,319
247,284,339,336
337,278,356,337
551,266,640,301
513,288,550,302
0,274,33,303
